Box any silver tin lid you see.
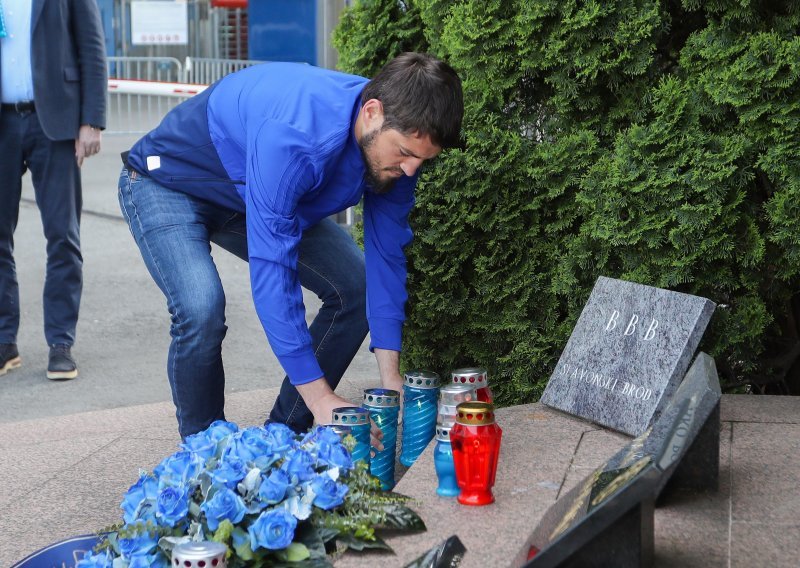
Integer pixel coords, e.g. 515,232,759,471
172,540,227,562
404,370,441,389
439,383,476,406
435,425,452,442
362,388,400,408
332,406,369,426
451,367,488,388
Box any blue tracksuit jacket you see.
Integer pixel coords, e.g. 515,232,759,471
127,63,416,385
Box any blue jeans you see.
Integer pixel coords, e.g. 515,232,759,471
118,168,369,438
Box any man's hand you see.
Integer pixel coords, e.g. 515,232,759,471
297,377,384,451
75,125,102,166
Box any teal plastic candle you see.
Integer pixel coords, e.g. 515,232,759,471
331,407,371,466
400,370,441,467
434,425,459,497
362,388,400,490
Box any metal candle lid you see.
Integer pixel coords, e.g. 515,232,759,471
439,383,476,406
451,367,489,388
332,406,370,426
404,370,441,389
435,424,452,442
455,401,496,426
362,388,400,408
172,541,227,564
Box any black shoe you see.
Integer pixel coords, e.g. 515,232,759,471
0,344,21,376
47,344,78,380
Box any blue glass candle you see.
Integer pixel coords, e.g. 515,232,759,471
434,425,460,497
331,407,371,466
400,370,441,467
362,388,400,490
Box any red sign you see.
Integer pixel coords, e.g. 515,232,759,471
211,0,247,8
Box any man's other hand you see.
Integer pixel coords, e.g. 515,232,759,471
75,125,102,166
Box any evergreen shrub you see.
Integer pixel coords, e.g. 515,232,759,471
333,0,800,401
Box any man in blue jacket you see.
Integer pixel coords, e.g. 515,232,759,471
119,53,463,439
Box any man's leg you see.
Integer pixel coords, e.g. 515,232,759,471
0,112,26,347
118,168,230,438
25,115,83,348
267,218,370,432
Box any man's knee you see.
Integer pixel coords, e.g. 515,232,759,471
170,289,227,339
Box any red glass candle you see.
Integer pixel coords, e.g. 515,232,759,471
449,401,502,506
451,367,493,403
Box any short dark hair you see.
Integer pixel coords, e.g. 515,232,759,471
361,52,463,149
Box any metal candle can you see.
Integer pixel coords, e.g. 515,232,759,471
172,541,227,567
331,407,371,466
437,383,477,428
362,389,400,490
450,401,503,506
400,370,441,467
451,367,493,403
434,425,459,497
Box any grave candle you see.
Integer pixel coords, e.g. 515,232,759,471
451,367,493,403
172,541,227,567
450,401,502,506
437,383,477,428
400,370,441,467
362,388,400,490
434,424,460,497
331,406,371,466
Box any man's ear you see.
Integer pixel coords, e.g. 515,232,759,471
361,99,385,129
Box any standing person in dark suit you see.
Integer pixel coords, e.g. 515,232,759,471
0,0,106,380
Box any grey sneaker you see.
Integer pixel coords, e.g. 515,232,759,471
0,344,21,376
47,344,78,380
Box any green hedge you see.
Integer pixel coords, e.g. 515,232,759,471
333,0,800,402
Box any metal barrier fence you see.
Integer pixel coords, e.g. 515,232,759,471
185,57,263,85
105,56,262,134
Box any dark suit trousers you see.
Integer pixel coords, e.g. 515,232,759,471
0,109,83,346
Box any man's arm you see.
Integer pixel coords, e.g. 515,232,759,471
72,0,106,165
375,348,403,392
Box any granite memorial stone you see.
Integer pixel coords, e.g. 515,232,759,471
524,353,721,567
541,276,715,436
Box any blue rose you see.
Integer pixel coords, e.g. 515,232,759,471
225,428,279,469
201,485,247,531
264,422,296,453
318,440,353,472
205,420,239,443
282,449,316,482
153,451,202,488
129,552,169,568
117,522,158,559
181,431,217,461
309,473,348,510
121,474,159,524
77,549,113,568
156,485,190,527
209,455,248,488
248,508,297,551
258,468,291,504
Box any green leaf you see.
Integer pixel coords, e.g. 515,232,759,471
286,542,310,562
213,519,234,544
335,532,392,552
231,527,254,561
379,503,427,531
315,527,340,544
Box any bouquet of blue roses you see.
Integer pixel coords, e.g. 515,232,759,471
78,421,425,567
